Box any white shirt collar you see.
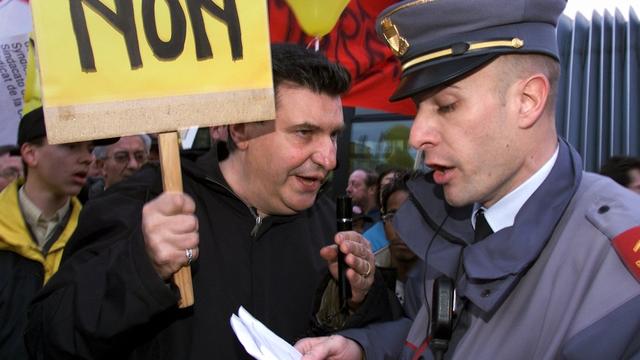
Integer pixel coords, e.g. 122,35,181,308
473,145,559,232
18,185,70,228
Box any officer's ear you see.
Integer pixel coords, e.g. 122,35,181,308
517,73,550,129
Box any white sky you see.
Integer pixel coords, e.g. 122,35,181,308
564,0,636,19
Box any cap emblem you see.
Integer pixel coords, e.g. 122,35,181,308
381,17,409,56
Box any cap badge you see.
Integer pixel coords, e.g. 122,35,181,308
381,17,409,57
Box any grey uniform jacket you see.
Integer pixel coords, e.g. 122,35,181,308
342,140,640,359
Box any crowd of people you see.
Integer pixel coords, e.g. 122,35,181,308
0,0,639,359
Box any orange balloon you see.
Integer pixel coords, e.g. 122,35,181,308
285,0,350,37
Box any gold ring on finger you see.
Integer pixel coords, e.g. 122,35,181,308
363,261,372,277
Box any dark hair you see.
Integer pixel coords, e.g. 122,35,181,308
365,171,378,188
271,43,351,97
0,145,19,157
227,44,351,153
375,167,405,208
599,155,640,187
380,170,409,214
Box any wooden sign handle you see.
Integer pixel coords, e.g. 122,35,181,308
158,132,194,308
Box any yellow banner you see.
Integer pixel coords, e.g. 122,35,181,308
30,0,274,143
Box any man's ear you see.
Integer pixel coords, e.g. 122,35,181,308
517,74,550,129
228,121,273,150
228,123,250,150
20,143,38,168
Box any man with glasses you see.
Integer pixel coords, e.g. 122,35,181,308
93,134,151,191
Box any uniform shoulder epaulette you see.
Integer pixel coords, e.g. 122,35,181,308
612,226,640,282
583,177,640,283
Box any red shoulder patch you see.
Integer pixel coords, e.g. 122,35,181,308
612,226,640,282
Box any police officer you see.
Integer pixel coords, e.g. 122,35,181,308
294,0,640,358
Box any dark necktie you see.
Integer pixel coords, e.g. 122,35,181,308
473,209,494,243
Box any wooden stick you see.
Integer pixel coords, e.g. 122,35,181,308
158,132,194,308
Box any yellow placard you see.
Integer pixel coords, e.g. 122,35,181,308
30,0,275,143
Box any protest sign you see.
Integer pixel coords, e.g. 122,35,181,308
0,34,28,145
30,0,275,144
30,0,275,307
0,0,32,146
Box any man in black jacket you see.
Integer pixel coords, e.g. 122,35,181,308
25,44,393,359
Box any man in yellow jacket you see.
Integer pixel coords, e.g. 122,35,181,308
0,107,115,359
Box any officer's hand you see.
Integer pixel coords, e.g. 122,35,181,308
295,335,363,360
320,231,375,307
142,192,199,280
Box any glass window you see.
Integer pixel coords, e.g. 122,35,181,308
349,119,417,172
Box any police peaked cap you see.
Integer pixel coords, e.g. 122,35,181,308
376,0,567,101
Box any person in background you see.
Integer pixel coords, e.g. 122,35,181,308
0,107,116,359
87,153,103,179
77,135,150,203
25,44,394,360
363,167,405,262
374,170,423,318
76,159,102,204
147,134,160,164
0,145,23,192
294,0,640,358
350,206,369,234
599,155,640,194
93,134,151,190
346,168,379,232
210,125,229,143
378,168,404,202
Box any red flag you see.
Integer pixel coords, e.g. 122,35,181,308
269,0,416,116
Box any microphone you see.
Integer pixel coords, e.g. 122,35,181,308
336,196,353,311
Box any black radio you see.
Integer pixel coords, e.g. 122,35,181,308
430,276,455,359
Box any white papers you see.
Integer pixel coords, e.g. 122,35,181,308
178,126,199,150
230,306,302,360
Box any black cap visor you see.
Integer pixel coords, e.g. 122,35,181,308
390,54,498,102
92,137,120,146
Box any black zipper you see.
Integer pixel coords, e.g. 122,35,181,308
204,176,263,237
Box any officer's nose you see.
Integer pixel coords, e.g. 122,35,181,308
409,105,441,151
